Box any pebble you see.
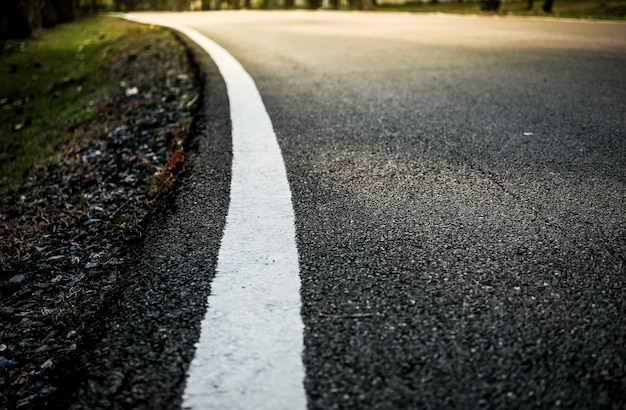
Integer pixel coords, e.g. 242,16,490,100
85,260,101,269
83,218,103,226
32,345,48,354
0,357,17,376
50,275,63,283
3,274,26,294
38,385,57,398
18,318,45,328
13,287,33,301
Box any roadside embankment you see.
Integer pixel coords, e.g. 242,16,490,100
0,16,199,409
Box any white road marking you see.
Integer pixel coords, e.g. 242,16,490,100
123,15,307,410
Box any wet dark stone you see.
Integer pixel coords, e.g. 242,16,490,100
0,357,17,376
12,287,33,301
3,274,26,294
47,255,66,263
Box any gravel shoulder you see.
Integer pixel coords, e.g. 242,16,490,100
0,25,220,409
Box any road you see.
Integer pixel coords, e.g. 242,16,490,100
69,11,625,409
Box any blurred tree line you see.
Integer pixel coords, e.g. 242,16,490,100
2,0,70,39
116,0,194,10
2,0,559,40
0,0,204,39
0,0,309,36
0,0,108,40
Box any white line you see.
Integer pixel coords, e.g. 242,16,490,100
123,15,307,410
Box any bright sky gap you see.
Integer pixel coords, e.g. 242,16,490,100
123,15,307,410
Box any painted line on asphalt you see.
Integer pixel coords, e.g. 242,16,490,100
123,15,307,410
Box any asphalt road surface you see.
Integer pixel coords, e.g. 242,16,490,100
69,11,625,410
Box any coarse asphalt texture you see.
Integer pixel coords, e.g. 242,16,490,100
57,11,626,410
179,12,625,409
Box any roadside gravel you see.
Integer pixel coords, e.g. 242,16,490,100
0,27,199,409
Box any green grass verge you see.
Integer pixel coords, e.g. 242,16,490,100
0,16,171,194
377,0,626,20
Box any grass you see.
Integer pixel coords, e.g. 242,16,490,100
377,0,626,20
0,16,168,194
